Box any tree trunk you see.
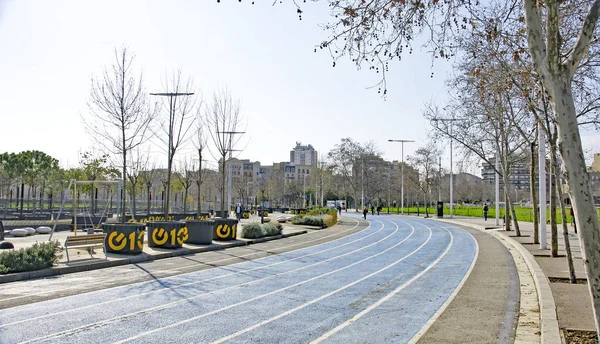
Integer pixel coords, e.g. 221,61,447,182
556,160,577,283
531,141,540,244
550,73,600,334
221,156,226,218
165,158,173,219
131,182,137,219
19,182,24,219
503,188,511,231
549,141,559,257
197,149,202,216
183,187,188,214
147,185,151,216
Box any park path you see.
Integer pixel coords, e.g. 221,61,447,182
0,216,485,343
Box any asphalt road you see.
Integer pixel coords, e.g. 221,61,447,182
0,215,504,343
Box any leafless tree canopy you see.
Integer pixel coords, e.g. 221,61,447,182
204,88,245,215
84,47,154,221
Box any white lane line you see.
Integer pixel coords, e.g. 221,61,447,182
309,223,455,344
212,221,444,344
0,218,363,304
111,222,419,344
1,219,370,327
18,221,405,344
407,224,479,343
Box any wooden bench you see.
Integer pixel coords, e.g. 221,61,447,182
64,234,106,262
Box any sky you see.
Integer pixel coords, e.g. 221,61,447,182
1,0,599,175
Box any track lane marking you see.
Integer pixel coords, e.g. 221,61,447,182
1,219,371,327
109,221,419,344
0,218,364,304
212,221,445,344
407,222,479,343
17,220,405,343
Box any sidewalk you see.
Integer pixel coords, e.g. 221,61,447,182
0,215,311,283
439,215,594,341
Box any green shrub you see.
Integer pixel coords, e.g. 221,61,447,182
241,222,264,239
263,222,283,236
291,215,305,225
0,241,62,274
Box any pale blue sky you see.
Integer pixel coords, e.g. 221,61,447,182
0,0,598,173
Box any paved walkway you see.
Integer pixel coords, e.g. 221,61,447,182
0,216,515,344
433,215,593,336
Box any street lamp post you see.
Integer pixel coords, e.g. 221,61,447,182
388,139,415,215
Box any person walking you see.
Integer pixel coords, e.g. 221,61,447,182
483,204,489,221
376,205,381,215
370,205,375,216
362,206,368,220
337,205,342,215
235,203,242,220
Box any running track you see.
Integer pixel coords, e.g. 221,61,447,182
0,215,477,343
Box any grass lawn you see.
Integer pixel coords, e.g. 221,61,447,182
381,205,593,224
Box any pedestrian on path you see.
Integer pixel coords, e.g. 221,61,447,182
483,204,489,221
371,205,375,216
362,206,368,220
235,203,243,220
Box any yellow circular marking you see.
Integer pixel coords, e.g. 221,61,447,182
216,224,231,239
177,227,189,244
137,231,145,249
108,232,127,251
152,228,168,245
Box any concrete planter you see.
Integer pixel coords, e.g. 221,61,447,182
213,218,239,241
147,221,188,249
102,223,145,255
185,220,214,245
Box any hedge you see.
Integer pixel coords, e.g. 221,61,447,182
0,241,62,274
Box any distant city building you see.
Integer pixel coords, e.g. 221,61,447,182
290,142,317,167
481,157,531,193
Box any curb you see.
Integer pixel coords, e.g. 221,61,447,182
437,218,561,344
0,230,308,284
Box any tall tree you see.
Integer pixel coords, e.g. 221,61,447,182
205,88,244,218
153,71,196,218
193,108,209,215
84,47,154,222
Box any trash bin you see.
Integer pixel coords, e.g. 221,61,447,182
437,201,444,218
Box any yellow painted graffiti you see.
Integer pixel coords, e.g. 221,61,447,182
177,227,188,244
137,231,144,249
152,228,169,245
216,224,230,239
216,224,237,239
108,232,127,251
107,230,144,251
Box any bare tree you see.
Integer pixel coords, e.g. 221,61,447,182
193,108,209,215
152,71,196,219
84,47,154,222
176,157,194,214
408,142,442,218
205,88,244,218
